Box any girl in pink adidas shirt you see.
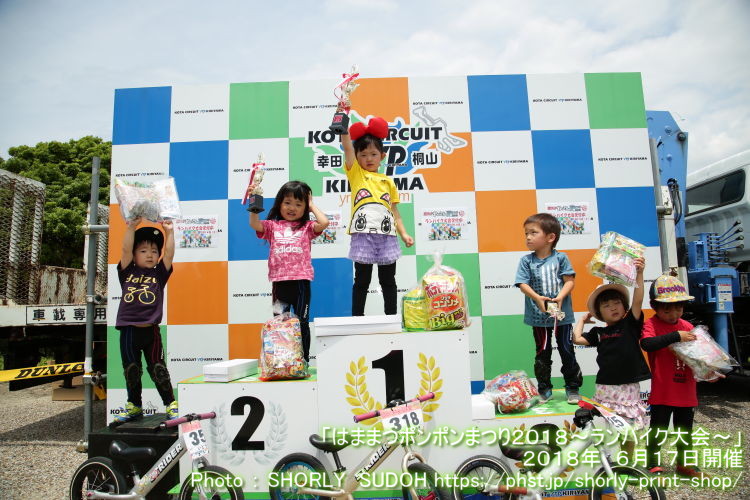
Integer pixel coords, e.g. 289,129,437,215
249,181,329,360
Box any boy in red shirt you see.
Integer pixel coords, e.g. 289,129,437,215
640,274,708,478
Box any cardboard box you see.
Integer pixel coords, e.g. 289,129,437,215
202,359,258,382
314,315,402,337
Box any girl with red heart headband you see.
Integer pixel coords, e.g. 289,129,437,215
340,116,414,316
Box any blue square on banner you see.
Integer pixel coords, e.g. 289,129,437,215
112,87,171,145
597,187,659,246
170,141,228,200
310,258,352,319
532,130,595,189
228,198,273,261
467,75,530,131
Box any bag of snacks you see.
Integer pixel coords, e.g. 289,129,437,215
114,176,182,223
259,307,308,381
588,231,645,287
421,252,469,330
402,285,428,331
482,371,540,413
669,325,739,381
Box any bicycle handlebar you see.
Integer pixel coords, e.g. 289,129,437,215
160,411,216,429
353,393,435,423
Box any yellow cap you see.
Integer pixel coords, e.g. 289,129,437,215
649,274,694,302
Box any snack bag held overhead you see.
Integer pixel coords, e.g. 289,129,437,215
669,325,739,381
588,231,645,287
259,310,308,381
402,285,428,331
421,252,469,330
482,370,540,413
114,176,182,223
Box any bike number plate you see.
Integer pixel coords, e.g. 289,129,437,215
380,401,424,433
598,406,632,435
181,420,209,459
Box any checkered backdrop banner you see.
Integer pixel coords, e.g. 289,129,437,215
107,73,661,414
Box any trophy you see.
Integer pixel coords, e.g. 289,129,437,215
243,153,266,213
329,65,359,134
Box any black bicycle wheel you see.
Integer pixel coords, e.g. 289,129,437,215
269,452,332,500
453,455,515,500
588,464,666,500
69,457,128,500
179,464,244,499
402,462,451,500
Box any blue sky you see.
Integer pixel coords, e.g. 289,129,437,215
1,0,748,170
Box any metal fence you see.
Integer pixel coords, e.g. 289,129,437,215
1,169,108,305
0,169,45,304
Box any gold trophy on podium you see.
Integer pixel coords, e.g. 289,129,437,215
329,65,360,134
243,153,266,213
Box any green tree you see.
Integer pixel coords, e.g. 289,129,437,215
1,137,111,268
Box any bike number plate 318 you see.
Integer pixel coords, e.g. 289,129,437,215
181,420,209,459
380,401,425,433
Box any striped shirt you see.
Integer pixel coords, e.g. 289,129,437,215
515,250,575,326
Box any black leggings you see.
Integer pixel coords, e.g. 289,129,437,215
272,280,311,361
352,262,397,316
119,325,174,407
646,405,695,467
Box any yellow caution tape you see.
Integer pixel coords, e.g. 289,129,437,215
0,361,84,382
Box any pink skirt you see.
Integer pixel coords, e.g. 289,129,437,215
594,382,649,430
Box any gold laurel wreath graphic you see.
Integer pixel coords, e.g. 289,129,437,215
344,353,444,424
416,352,442,421
345,357,384,428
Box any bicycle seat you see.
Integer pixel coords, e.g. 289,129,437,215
309,434,349,453
109,440,157,462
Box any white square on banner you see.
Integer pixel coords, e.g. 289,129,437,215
527,73,589,130
228,138,290,200
170,84,230,142
591,128,653,188
408,76,471,133
110,143,170,204
472,131,535,191
536,188,600,250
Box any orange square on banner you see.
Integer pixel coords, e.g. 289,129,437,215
476,190,537,252
351,78,409,122
168,262,228,325
108,205,163,265
564,249,601,313
228,324,263,360
420,133,474,192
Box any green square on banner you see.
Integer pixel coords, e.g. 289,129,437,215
289,137,338,196
230,81,289,139
585,73,646,129
417,253,481,316
481,315,534,379
107,326,168,390
397,201,415,256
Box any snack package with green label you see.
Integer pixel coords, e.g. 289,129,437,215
402,286,428,331
421,252,469,330
588,231,645,287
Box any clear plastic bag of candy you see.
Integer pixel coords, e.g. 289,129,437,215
402,285,428,331
669,325,739,381
259,305,308,381
482,370,540,413
421,252,469,330
114,176,182,223
588,231,645,287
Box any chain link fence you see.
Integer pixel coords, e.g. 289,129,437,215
1,169,109,305
0,169,45,305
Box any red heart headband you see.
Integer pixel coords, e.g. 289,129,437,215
349,117,389,141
